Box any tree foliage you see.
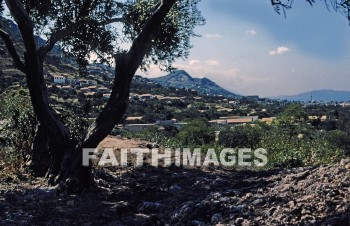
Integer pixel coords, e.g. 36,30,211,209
278,103,307,124
123,0,204,71
0,88,37,170
18,0,123,71
219,125,263,149
14,0,204,73
272,0,350,22
176,119,215,146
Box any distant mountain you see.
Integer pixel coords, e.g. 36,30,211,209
272,90,350,102
151,70,239,98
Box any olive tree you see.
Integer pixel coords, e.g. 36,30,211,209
0,0,204,189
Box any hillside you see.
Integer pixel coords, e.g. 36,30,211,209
0,17,78,90
1,17,240,100
151,70,240,98
273,89,350,102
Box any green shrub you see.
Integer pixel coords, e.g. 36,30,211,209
121,126,182,148
259,125,308,168
57,107,89,145
176,119,215,146
218,125,263,149
121,120,216,148
309,130,347,165
259,123,346,168
0,88,37,171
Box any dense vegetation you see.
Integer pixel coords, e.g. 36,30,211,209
121,102,350,169
1,72,350,172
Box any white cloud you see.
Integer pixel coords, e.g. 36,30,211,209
189,59,201,66
204,33,223,39
269,46,290,55
206,60,221,66
136,64,164,77
245,29,257,36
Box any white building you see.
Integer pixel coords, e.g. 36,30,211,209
53,75,66,84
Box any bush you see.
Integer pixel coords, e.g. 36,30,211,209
0,88,37,171
259,123,346,168
218,125,262,149
309,130,347,164
176,119,215,146
259,125,308,168
122,120,215,148
59,108,89,146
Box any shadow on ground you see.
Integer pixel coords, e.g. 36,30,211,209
0,163,349,225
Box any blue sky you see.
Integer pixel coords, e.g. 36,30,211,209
141,0,350,97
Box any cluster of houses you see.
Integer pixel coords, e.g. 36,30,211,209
49,75,277,132
122,114,332,133
46,74,110,98
122,118,188,132
52,75,98,86
208,116,275,127
123,115,277,132
48,74,192,102
130,93,185,102
339,102,350,108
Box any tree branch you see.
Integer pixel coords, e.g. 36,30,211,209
0,28,25,72
37,17,124,61
37,23,82,61
81,0,178,148
5,0,37,57
99,17,124,25
126,0,177,74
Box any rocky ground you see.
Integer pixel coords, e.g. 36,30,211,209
0,136,350,225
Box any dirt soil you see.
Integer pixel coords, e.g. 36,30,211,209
0,136,349,225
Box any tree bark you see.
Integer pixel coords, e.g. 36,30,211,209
29,123,50,177
0,28,25,72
